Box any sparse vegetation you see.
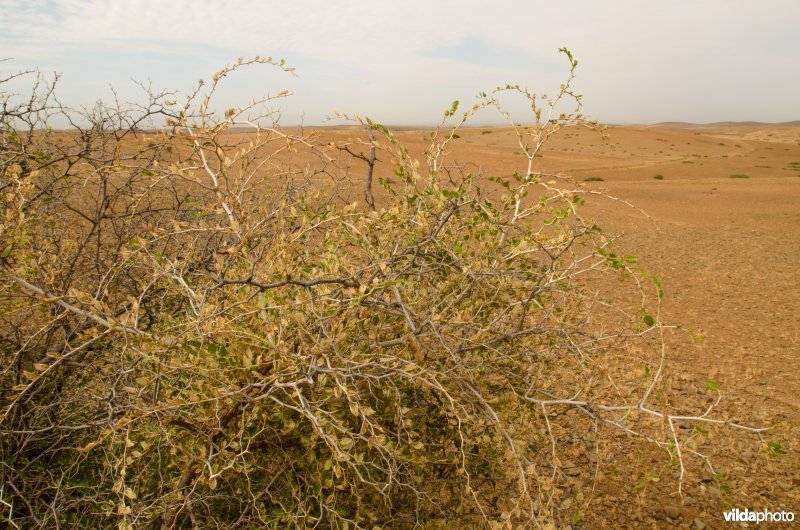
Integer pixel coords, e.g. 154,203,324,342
730,173,751,178
0,52,773,529
653,174,664,180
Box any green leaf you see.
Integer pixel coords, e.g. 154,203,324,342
706,379,719,392
766,441,786,455
642,314,655,326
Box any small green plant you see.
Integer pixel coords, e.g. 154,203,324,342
632,471,661,493
584,176,604,182
764,440,786,456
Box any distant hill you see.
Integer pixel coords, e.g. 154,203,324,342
653,120,800,128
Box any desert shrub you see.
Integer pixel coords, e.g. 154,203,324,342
583,176,604,182
729,173,750,178
1,53,767,529
653,174,664,180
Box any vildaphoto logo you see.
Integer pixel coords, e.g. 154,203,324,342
723,508,795,524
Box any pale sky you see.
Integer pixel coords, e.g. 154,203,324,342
1,0,799,126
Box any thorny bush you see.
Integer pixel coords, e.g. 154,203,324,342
0,52,768,528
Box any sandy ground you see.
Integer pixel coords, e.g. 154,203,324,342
545,125,800,529
292,122,799,528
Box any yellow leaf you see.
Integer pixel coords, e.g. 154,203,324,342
77,441,98,453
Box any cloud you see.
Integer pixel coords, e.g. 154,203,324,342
426,37,559,72
1,0,798,124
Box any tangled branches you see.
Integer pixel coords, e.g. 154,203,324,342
0,53,767,528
